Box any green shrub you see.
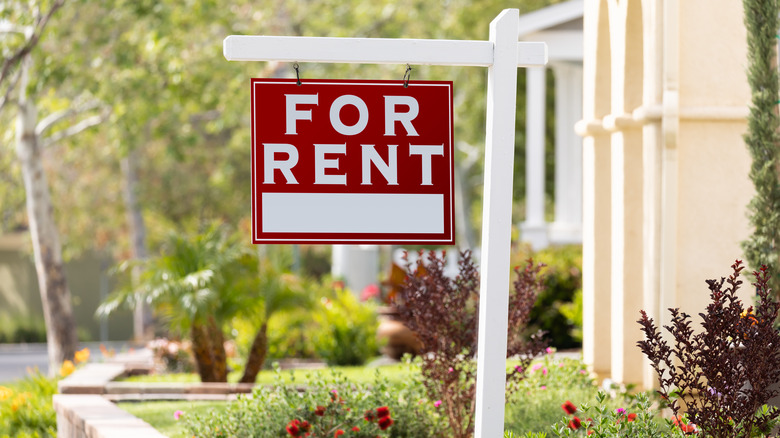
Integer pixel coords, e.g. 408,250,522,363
182,366,444,437
510,244,582,348
298,245,332,280
265,309,319,361
0,317,47,344
312,288,379,366
0,369,57,438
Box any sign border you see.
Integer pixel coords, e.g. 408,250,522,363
250,78,455,245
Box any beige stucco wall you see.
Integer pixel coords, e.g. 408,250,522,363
675,122,753,312
581,0,755,387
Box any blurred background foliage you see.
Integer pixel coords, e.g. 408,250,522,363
1,0,563,256
1,0,576,353
510,244,582,349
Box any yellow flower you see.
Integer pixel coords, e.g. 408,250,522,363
10,392,29,412
0,386,12,402
74,348,90,364
60,360,75,377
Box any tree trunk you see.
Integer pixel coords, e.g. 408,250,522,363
120,147,154,342
190,322,216,382
208,316,228,382
15,59,77,374
239,321,268,384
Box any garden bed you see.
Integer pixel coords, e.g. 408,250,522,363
111,354,624,437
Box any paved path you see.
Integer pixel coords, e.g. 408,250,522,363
0,341,144,383
0,343,49,382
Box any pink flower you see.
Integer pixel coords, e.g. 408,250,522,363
173,410,184,420
531,363,543,372
434,400,442,408
360,284,380,302
514,365,523,373
540,385,547,390
546,347,555,355
448,367,454,373
542,367,548,376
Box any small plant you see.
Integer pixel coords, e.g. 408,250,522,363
637,260,780,437
504,354,597,434
395,250,547,438
312,287,379,366
283,393,395,438
146,338,195,373
0,369,58,437
182,366,443,437
551,392,686,437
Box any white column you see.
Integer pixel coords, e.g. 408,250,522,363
609,125,645,385
580,126,612,379
521,66,549,250
331,245,379,294
549,62,584,245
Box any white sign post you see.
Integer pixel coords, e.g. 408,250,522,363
224,9,547,437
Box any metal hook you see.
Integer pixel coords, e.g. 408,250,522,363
293,62,302,86
403,64,412,88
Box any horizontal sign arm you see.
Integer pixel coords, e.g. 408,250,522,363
223,35,547,68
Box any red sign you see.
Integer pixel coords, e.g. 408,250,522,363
251,78,455,245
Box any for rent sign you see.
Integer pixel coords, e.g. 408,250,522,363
251,78,454,244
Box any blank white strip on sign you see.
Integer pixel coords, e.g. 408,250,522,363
262,193,444,234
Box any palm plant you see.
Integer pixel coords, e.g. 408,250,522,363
98,224,255,382
238,245,313,383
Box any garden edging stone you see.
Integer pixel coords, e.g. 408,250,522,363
53,394,166,438
56,352,255,437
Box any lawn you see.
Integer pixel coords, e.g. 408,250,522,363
119,400,225,438
120,361,416,386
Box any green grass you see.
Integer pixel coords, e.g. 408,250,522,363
120,362,415,386
119,400,225,438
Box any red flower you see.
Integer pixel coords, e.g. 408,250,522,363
378,416,394,430
351,426,360,432
314,405,326,416
627,413,637,422
286,419,301,436
300,421,311,432
334,430,345,437
376,406,390,418
364,410,376,422
568,417,582,430
561,400,577,415
672,415,697,434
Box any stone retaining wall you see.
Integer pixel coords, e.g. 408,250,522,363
53,394,166,438
55,358,263,437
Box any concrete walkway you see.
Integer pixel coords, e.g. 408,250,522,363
0,341,147,383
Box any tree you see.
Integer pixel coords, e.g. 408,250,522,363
2,0,107,372
98,226,249,381
742,0,780,294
